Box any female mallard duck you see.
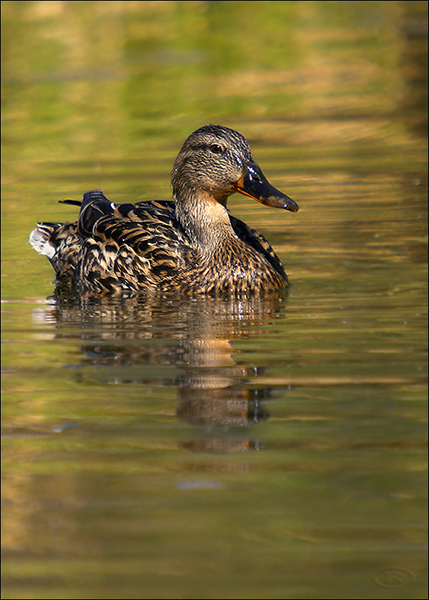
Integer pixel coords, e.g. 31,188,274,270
30,125,299,297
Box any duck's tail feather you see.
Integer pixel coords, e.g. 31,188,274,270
59,199,82,207
29,191,110,260
30,196,83,258
29,222,62,260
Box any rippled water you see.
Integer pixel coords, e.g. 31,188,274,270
2,2,428,599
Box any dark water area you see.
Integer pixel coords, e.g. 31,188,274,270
2,2,428,599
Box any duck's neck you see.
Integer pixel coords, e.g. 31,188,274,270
175,190,236,254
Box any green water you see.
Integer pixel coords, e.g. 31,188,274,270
1,2,427,599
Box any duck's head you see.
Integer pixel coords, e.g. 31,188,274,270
171,125,299,213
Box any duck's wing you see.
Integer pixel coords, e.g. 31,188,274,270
76,190,195,294
229,215,287,280
78,190,184,252
30,190,195,295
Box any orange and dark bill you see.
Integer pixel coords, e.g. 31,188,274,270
234,164,299,212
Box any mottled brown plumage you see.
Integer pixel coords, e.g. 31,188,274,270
29,125,299,297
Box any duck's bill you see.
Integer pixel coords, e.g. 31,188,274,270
234,164,299,212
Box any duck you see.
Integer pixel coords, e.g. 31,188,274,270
29,125,299,297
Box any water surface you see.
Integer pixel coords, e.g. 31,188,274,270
2,2,427,599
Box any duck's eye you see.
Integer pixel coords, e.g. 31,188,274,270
209,144,223,155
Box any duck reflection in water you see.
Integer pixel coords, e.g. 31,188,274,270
42,293,289,454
